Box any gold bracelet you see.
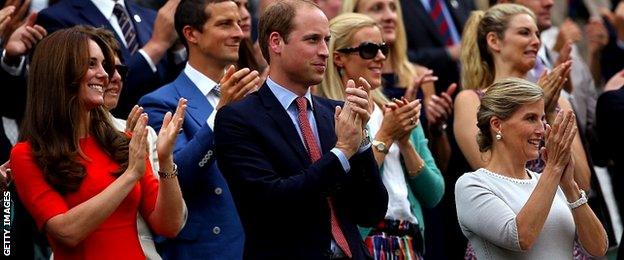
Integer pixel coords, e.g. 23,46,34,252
158,163,178,179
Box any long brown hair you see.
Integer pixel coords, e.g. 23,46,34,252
20,27,129,194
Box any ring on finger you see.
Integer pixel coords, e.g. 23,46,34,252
409,118,416,125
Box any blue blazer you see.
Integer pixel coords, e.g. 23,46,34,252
139,72,244,260
37,0,178,117
214,84,388,260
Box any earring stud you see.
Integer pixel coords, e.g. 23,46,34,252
495,130,502,140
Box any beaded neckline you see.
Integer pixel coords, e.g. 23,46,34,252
477,168,537,184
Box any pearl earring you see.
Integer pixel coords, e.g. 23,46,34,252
495,130,502,140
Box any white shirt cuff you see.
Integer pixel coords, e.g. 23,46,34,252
1,50,25,76
206,110,217,130
330,148,350,173
138,49,158,73
358,143,372,154
617,39,624,50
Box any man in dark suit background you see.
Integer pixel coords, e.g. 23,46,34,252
214,0,388,259
596,87,624,229
36,0,183,117
400,0,474,93
139,0,260,259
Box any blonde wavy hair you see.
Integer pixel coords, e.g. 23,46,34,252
460,3,536,90
341,0,417,88
318,13,389,106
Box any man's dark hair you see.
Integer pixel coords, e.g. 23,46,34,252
174,0,232,48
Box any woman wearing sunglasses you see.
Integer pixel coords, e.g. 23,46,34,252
319,13,443,260
10,26,187,259
342,0,454,174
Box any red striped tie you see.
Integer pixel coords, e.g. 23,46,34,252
295,97,352,258
429,0,453,46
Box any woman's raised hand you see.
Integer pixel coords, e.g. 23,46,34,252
390,98,421,142
156,98,187,161
543,110,577,175
537,61,572,116
125,105,144,133
126,113,149,181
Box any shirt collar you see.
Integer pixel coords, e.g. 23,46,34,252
265,77,314,111
91,0,124,20
184,63,219,97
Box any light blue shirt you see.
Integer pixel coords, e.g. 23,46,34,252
419,0,461,45
265,77,352,172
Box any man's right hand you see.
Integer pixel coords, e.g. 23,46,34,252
216,65,260,110
142,0,180,64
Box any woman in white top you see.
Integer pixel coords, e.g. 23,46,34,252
455,78,607,259
318,13,444,259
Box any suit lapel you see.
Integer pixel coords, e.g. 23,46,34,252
174,73,214,128
312,97,337,154
258,85,310,165
70,0,135,63
125,2,151,46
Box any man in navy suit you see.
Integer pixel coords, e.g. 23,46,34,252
138,0,260,259
215,1,388,259
37,0,183,117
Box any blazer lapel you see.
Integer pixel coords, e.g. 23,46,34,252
258,85,310,165
174,73,214,128
312,97,337,154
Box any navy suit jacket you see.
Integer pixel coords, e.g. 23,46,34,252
139,72,244,260
400,0,473,92
214,84,388,260
37,0,180,117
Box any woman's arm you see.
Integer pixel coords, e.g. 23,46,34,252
44,173,142,247
146,159,185,237
558,98,591,191
146,99,187,237
41,116,152,247
516,111,578,250
559,156,608,256
453,90,487,169
402,125,445,207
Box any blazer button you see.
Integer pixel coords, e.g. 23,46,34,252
198,161,205,167
214,187,222,195
212,226,221,235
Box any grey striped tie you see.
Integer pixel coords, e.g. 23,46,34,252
113,3,140,54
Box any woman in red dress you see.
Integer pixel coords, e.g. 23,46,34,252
10,27,187,259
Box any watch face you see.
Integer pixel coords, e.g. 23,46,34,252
375,143,385,150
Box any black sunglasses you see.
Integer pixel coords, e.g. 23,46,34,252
115,64,128,81
337,42,389,59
